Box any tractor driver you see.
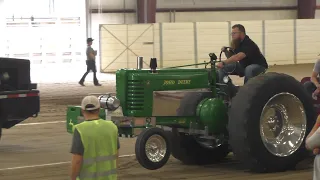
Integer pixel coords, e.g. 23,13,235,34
216,24,269,85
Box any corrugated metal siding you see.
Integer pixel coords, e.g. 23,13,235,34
171,10,296,22
90,0,135,10
157,0,297,8
91,0,297,10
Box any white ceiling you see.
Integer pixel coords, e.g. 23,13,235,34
89,0,297,10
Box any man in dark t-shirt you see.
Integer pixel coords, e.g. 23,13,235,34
217,24,268,85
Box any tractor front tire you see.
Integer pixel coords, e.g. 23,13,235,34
135,127,171,170
228,72,316,173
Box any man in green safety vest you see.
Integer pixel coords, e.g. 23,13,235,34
70,95,120,180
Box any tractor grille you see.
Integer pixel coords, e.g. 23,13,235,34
127,80,144,110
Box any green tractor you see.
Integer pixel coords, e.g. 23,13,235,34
66,48,315,173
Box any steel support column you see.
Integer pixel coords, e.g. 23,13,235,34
85,0,92,38
298,0,316,19
136,0,157,23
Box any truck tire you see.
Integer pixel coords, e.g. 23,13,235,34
173,91,230,165
169,130,230,165
228,72,316,173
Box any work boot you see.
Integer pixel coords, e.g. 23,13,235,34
79,81,85,86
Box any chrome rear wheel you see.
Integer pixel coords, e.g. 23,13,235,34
260,92,307,157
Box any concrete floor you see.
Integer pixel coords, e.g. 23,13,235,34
0,63,317,180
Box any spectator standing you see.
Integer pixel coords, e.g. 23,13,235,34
79,38,102,86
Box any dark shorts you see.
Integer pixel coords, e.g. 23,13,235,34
86,60,96,72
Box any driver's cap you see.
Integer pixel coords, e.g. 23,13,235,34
81,95,100,111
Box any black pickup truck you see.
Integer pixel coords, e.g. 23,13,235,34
0,58,40,141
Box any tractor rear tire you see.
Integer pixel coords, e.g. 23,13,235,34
228,72,316,173
168,129,230,165
0,123,2,142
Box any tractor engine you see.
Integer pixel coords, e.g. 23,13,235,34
196,97,228,134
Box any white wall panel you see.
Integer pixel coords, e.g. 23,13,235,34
91,13,136,42
100,19,320,73
162,23,195,67
196,22,229,63
231,20,263,48
90,13,136,71
91,10,296,47
296,19,320,64
316,10,320,19
91,13,134,54
156,12,171,23
100,24,159,71
264,20,294,65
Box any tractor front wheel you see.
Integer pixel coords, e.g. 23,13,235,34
135,127,171,170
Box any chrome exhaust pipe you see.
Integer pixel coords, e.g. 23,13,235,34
137,56,143,70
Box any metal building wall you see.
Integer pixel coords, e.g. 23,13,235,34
89,0,301,49
316,0,320,18
89,0,298,25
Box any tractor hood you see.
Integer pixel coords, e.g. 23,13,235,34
115,68,210,117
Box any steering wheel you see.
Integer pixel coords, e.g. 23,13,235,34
219,47,236,74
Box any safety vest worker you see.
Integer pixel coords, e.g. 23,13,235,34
70,95,120,180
